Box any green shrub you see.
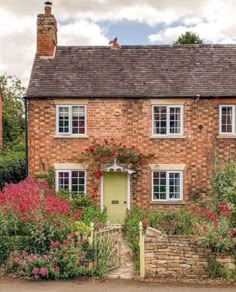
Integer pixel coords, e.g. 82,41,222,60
0,151,26,189
149,208,195,235
71,195,94,210
124,207,147,257
211,157,236,225
13,233,94,280
207,257,227,279
81,206,107,226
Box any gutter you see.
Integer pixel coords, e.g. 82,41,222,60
23,96,28,177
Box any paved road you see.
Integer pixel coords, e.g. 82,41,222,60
0,279,235,292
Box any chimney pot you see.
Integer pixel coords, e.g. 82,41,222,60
44,1,53,15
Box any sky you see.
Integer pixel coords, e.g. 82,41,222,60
1,0,236,87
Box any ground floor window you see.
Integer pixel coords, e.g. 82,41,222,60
152,170,183,201
56,170,86,195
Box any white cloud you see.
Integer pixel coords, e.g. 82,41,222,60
1,0,236,86
59,20,108,46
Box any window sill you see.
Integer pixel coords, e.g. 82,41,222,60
217,135,236,139
54,135,89,139
151,135,185,139
150,201,185,205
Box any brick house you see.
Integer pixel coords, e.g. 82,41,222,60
26,2,236,223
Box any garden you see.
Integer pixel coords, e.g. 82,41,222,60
0,177,107,280
124,158,236,280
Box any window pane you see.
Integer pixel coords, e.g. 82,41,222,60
72,106,85,134
169,107,181,134
58,107,70,133
153,171,167,200
153,106,167,135
169,172,180,199
71,171,85,195
58,172,69,191
221,106,233,133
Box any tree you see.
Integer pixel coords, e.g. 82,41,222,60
175,31,203,45
0,74,25,146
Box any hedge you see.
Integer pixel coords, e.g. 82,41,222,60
0,151,26,189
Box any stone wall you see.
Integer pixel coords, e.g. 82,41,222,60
144,227,235,279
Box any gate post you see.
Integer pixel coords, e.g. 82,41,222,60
89,222,94,246
139,221,145,278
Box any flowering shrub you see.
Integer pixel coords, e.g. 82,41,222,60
13,232,94,280
81,139,150,169
79,139,154,193
0,177,70,219
191,203,236,252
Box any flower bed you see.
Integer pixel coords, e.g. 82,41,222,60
0,178,107,279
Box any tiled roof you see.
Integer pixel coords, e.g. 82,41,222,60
27,45,236,98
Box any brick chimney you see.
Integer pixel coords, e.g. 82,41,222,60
37,2,57,57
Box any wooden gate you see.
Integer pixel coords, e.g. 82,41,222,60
90,223,122,272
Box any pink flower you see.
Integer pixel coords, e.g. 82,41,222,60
54,266,60,273
32,267,39,275
14,256,20,263
228,229,235,238
39,267,48,277
41,255,48,260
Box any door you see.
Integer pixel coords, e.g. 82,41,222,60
103,172,128,224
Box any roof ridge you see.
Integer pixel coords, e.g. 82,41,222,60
56,44,236,49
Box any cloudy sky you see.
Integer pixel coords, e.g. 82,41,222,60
1,0,236,86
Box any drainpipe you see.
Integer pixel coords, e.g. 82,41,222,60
24,96,28,177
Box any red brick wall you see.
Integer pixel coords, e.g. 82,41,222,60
27,97,236,209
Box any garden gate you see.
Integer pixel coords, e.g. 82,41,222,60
89,223,122,271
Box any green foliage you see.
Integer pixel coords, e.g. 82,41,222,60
81,206,107,226
207,257,236,280
13,233,94,279
175,31,203,44
0,74,25,146
124,207,195,262
47,167,55,189
34,173,48,179
0,151,26,189
149,208,195,235
207,257,226,279
211,157,236,226
70,195,95,210
124,207,147,257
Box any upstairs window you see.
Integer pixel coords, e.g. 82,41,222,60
152,171,183,201
152,105,183,136
219,105,236,134
56,105,86,135
56,170,86,196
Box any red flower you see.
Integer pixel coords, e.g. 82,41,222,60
202,225,208,233
72,209,83,220
104,139,109,144
228,229,235,238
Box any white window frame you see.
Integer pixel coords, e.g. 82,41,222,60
219,105,235,135
55,169,87,196
152,105,184,137
152,170,183,202
56,105,87,136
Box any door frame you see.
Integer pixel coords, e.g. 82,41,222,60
100,172,131,212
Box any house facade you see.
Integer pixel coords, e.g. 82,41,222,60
26,3,236,223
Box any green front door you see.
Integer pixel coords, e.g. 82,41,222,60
103,172,128,224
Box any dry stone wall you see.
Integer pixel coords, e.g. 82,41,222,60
144,227,235,279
